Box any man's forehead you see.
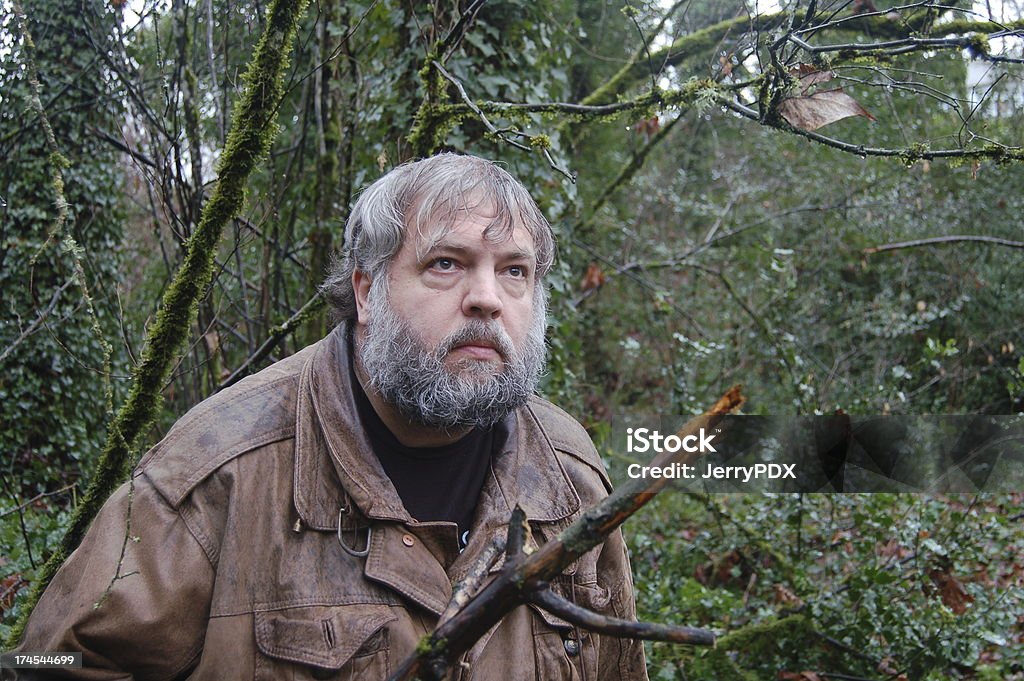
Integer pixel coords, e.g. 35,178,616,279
410,202,536,260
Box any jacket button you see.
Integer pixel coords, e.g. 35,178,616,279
402,534,415,547
564,638,580,657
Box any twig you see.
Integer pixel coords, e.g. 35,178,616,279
439,534,505,625
718,95,1024,162
795,2,963,35
0,484,77,519
624,3,659,93
0,277,76,365
217,292,325,390
431,61,576,182
864,235,1024,253
531,587,716,645
94,478,141,609
439,0,487,62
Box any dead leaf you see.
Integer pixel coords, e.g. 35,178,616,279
1,574,25,613
777,671,824,681
719,53,734,77
877,656,900,676
878,538,909,560
928,567,975,614
772,583,803,607
695,548,745,587
633,117,660,140
789,65,836,94
580,263,606,292
779,88,876,131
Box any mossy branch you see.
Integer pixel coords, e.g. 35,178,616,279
6,0,310,647
580,13,785,107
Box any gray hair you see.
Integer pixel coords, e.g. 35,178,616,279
320,153,556,320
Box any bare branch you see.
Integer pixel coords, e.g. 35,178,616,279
431,61,576,182
0,276,76,365
388,387,745,681
439,534,505,626
864,235,1024,253
0,484,77,519
531,587,716,646
718,94,1024,162
217,292,325,391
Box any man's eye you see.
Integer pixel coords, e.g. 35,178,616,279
508,265,527,278
431,258,456,271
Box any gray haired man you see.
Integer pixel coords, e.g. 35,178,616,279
12,153,648,680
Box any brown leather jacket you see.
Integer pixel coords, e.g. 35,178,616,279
12,326,648,680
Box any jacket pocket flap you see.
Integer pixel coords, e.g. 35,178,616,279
529,580,611,631
255,604,395,669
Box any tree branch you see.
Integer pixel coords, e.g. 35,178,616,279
388,386,744,681
531,587,716,645
718,94,1024,162
431,61,576,182
217,292,325,390
864,235,1024,253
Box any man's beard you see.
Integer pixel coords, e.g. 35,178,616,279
357,281,547,430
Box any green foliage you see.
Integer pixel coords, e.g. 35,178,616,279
0,0,125,511
625,492,1024,680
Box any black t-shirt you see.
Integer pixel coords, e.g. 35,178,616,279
352,374,492,549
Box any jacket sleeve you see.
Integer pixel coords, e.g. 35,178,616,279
597,528,650,681
10,475,214,681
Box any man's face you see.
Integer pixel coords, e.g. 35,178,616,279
354,202,547,429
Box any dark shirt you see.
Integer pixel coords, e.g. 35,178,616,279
352,374,492,549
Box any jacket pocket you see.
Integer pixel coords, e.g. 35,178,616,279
529,580,606,681
254,604,395,680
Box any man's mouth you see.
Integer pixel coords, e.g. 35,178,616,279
450,341,502,361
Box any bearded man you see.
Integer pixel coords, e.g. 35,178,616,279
11,153,648,680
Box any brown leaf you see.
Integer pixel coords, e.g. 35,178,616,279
0,574,25,613
789,65,836,94
777,671,824,681
779,88,876,131
877,656,900,676
579,263,606,292
878,537,909,560
772,583,803,607
632,117,661,139
719,53,734,77
928,567,975,615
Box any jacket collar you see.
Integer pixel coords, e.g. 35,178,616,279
293,324,580,531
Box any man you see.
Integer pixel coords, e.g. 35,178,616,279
11,153,648,680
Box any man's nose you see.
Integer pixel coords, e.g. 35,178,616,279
462,270,503,320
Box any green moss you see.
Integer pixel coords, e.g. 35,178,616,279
415,635,448,656
966,33,989,58
529,134,552,150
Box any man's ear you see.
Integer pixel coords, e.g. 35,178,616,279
352,268,373,325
